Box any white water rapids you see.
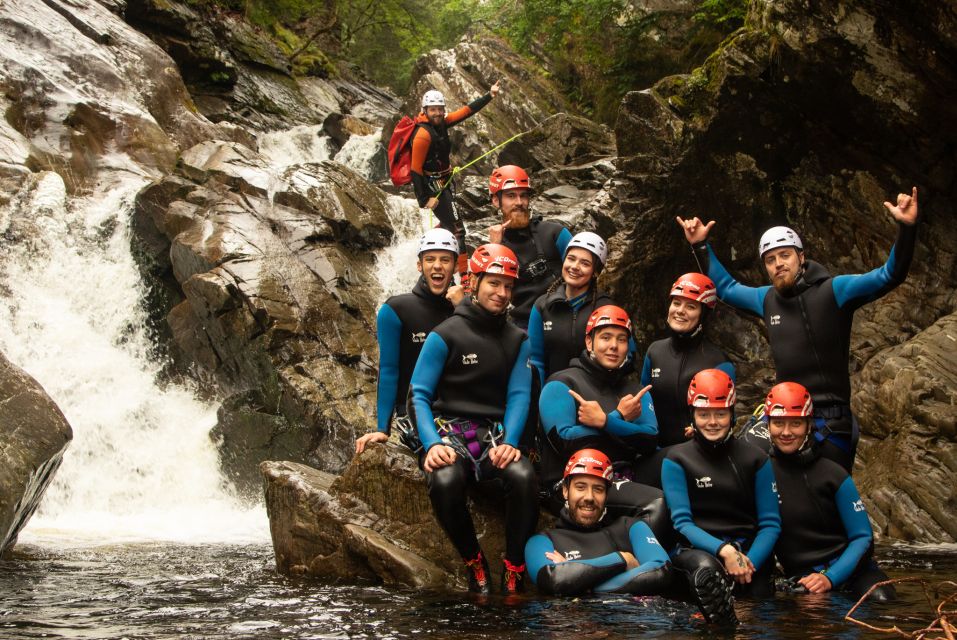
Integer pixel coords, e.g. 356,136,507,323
0,129,421,548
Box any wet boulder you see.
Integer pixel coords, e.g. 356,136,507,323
0,351,73,556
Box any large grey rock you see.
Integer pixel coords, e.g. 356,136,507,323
606,0,957,540
0,351,72,555
261,443,534,588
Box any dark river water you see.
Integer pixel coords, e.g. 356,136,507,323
2,542,955,639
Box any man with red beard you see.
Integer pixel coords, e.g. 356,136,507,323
676,187,919,472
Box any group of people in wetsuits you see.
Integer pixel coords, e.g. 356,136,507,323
356,87,921,624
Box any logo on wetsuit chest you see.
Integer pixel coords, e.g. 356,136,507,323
770,314,782,326
462,353,479,365
651,367,661,378
543,321,553,331
695,476,713,488
411,332,427,343
563,550,582,560
852,499,865,512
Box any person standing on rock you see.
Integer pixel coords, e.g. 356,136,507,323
524,449,677,597
676,187,919,472
487,165,573,328
632,273,735,488
411,82,501,281
765,382,896,601
356,229,464,454
409,243,537,595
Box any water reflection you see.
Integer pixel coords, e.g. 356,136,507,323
1,543,955,639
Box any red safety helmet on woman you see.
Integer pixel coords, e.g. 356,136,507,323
489,165,531,197
670,272,718,309
563,449,613,483
468,243,519,279
585,305,632,336
687,369,736,408
764,382,813,418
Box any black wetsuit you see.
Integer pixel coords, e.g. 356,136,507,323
772,445,894,600
409,298,537,564
375,276,454,434
501,219,572,327
526,513,674,595
697,222,918,471
662,433,781,597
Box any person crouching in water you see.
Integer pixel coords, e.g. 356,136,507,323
409,243,537,594
662,369,780,621
525,449,676,597
538,306,670,545
766,382,896,600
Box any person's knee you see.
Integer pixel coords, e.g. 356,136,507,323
674,549,724,574
503,459,538,496
427,462,468,497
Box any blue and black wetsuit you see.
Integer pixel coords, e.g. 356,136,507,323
376,276,454,436
409,298,537,564
538,354,671,545
526,513,674,596
772,445,895,600
694,222,917,471
501,219,573,327
528,285,615,386
662,432,781,597
633,330,734,487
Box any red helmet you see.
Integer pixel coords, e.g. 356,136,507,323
670,272,717,309
468,243,519,279
489,165,531,197
585,305,632,336
563,449,613,482
687,369,736,408
765,382,813,418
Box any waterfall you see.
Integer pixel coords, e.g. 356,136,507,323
376,196,433,299
259,124,332,169
0,165,266,546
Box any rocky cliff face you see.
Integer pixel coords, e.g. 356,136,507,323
606,0,957,541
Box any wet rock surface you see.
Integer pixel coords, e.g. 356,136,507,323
0,351,73,555
605,0,957,540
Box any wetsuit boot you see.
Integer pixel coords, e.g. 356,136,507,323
501,559,526,594
689,567,737,626
464,551,491,594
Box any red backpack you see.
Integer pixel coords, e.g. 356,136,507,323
387,115,421,186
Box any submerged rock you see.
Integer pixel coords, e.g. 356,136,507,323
0,351,73,555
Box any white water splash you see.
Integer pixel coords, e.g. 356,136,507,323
259,124,332,169
0,165,267,547
333,131,382,180
375,196,433,299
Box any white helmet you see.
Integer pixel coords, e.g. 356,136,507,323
418,228,458,256
758,226,803,257
565,231,608,267
421,90,446,109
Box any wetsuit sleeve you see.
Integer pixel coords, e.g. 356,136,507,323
539,380,600,442
661,458,726,555
527,305,546,387
605,392,658,438
831,223,918,310
556,227,573,258
444,94,492,126
640,353,652,386
410,333,449,451
525,533,626,595
593,520,670,592
375,304,402,433
715,359,735,382
746,459,782,570
822,477,874,587
502,338,532,447
705,243,768,317
410,126,433,206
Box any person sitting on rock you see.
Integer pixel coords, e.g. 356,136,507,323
662,369,780,603
412,83,500,281
525,449,677,598
528,231,626,386
538,306,670,544
765,381,896,601
409,243,537,595
487,165,572,328
632,273,734,488
356,229,464,454
676,186,919,472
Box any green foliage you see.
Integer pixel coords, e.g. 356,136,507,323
693,0,748,29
